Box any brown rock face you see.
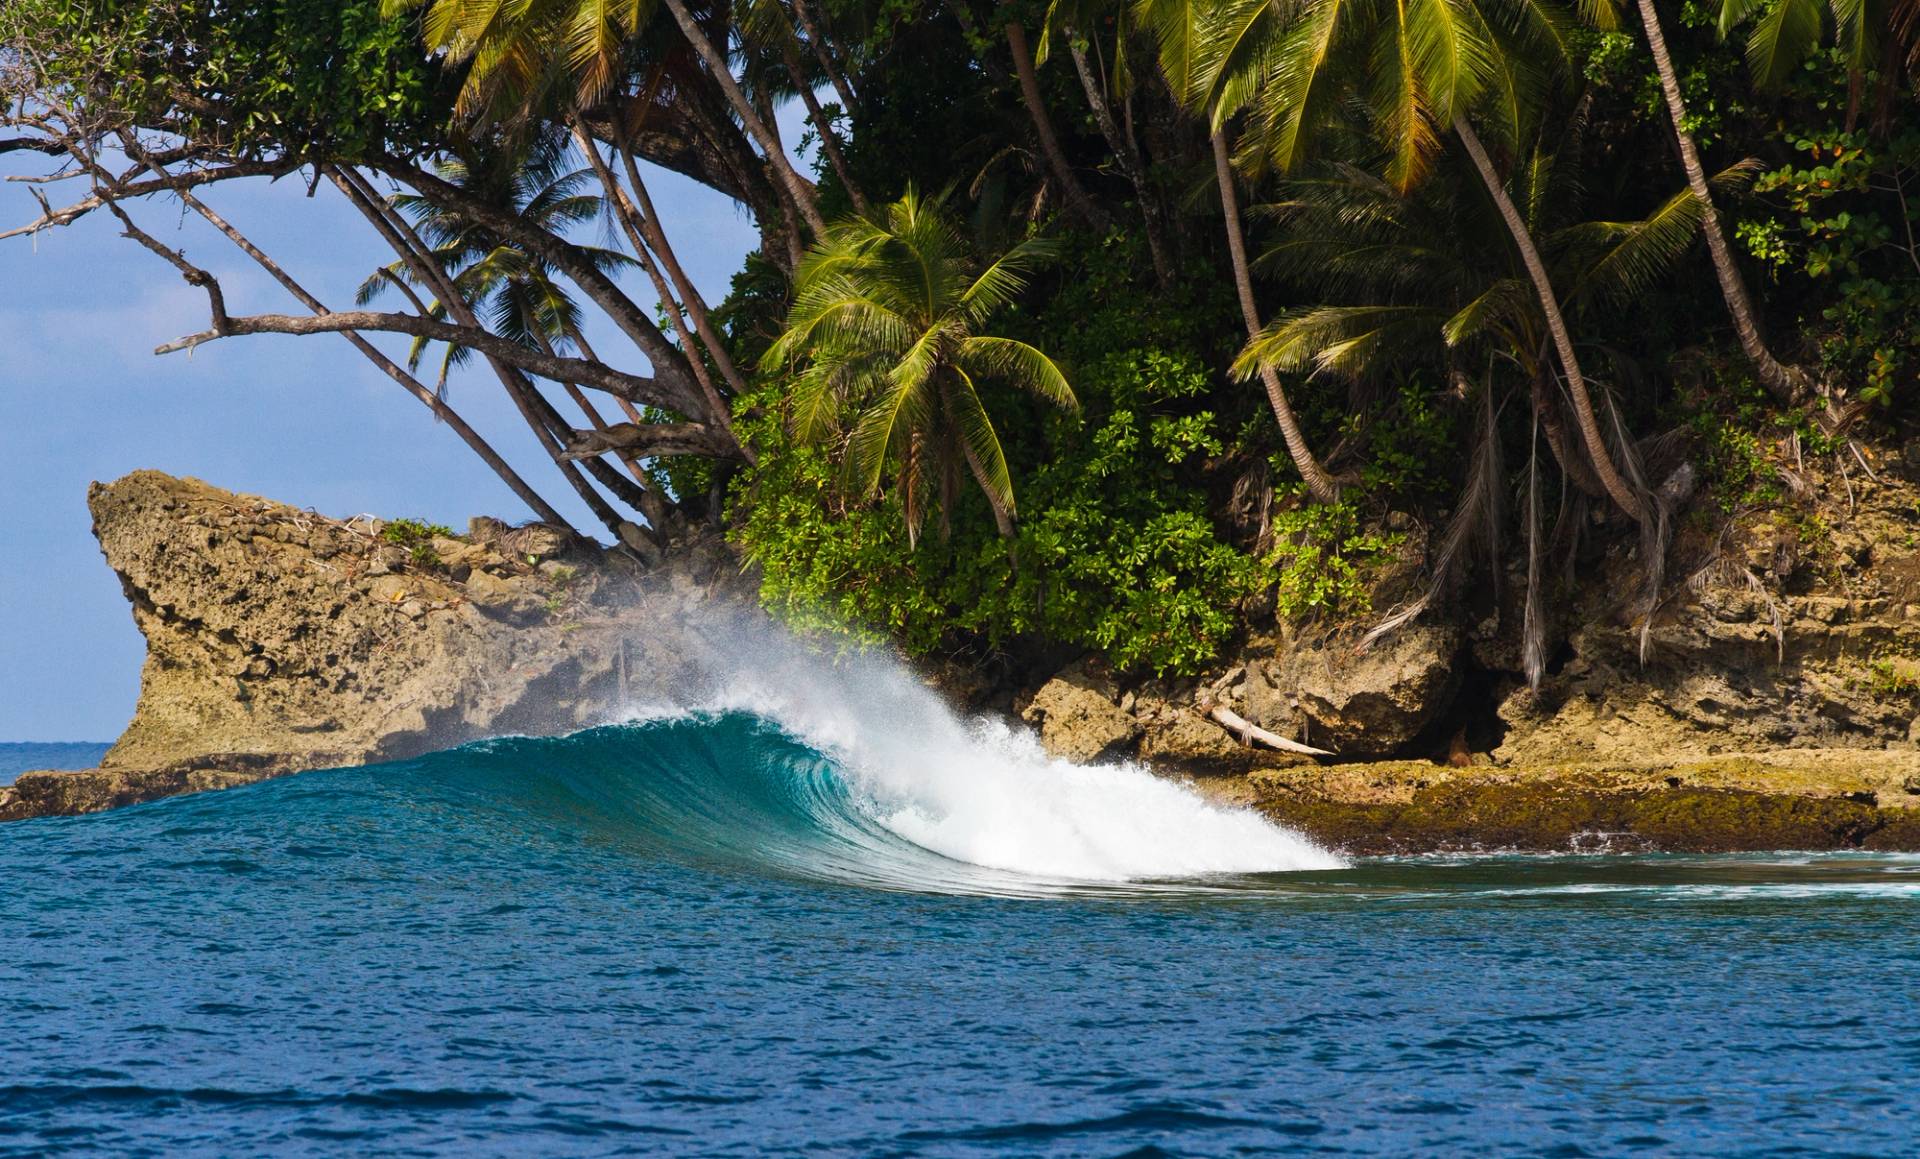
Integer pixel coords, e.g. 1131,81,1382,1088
1252,623,1460,757
1020,663,1142,763
0,471,749,821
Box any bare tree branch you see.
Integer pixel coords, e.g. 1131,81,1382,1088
560,420,735,461
152,307,687,408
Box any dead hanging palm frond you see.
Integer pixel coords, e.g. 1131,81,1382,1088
1522,413,1547,691
1594,384,1671,664
1229,455,1275,551
1359,370,1507,652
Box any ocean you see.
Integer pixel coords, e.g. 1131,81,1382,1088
0,742,112,787
2,674,1915,1156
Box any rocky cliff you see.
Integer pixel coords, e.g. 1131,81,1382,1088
0,471,746,820
7,468,1918,852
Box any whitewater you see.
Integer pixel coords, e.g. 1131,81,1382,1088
595,635,1341,892
3,639,1917,1155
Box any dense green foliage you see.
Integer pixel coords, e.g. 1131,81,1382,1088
9,0,1918,681
5,0,449,161
735,233,1281,671
719,0,1920,673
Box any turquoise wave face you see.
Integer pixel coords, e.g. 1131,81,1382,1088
371,712,1340,897
5,715,1920,1156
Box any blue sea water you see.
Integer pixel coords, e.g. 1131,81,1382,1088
3,708,1918,1157
0,741,112,786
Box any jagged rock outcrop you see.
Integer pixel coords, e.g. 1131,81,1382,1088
9,464,1917,853
1019,662,1141,763
1244,622,1460,756
1012,443,1920,775
0,471,749,821
1488,458,1920,763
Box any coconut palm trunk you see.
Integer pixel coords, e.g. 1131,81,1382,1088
775,31,870,213
1005,20,1105,227
788,0,859,113
1637,0,1802,403
658,0,829,236
1211,131,1339,503
1065,30,1173,285
614,144,752,400
1452,116,1646,522
572,124,744,441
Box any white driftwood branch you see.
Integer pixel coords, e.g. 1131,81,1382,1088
1208,705,1334,757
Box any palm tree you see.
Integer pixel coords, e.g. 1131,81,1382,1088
389,0,827,236
762,190,1079,542
1184,0,1653,521
1719,0,1920,100
1004,17,1107,229
1234,150,1740,665
1236,155,1761,480
1138,0,1340,502
357,137,634,395
738,0,869,213
352,136,698,534
1602,0,1803,402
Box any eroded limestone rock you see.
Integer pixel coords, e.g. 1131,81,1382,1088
0,471,750,821
1020,662,1141,763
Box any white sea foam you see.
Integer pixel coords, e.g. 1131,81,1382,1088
619,622,1343,883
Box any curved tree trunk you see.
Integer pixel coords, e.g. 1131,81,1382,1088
788,0,859,114
616,145,751,400
1005,21,1104,228
1211,130,1338,503
1453,116,1647,523
658,0,828,236
777,32,870,213
1637,0,1803,404
1066,30,1173,285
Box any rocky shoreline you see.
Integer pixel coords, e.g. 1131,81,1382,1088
5,470,1917,853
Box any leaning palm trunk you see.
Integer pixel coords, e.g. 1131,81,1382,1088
1005,21,1105,228
572,125,743,448
1452,116,1647,523
1637,0,1802,404
776,32,871,213
788,0,858,113
614,142,753,404
1211,131,1339,503
1065,30,1173,285
658,0,828,236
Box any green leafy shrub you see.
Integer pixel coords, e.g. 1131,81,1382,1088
730,233,1275,673
380,517,455,568
1265,494,1402,621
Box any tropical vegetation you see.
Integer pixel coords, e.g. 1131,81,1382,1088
2,0,1915,680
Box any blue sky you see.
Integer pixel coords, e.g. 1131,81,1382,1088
1,134,782,741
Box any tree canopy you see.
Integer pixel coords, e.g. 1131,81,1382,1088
4,0,1916,677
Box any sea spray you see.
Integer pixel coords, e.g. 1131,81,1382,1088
610,615,1343,886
